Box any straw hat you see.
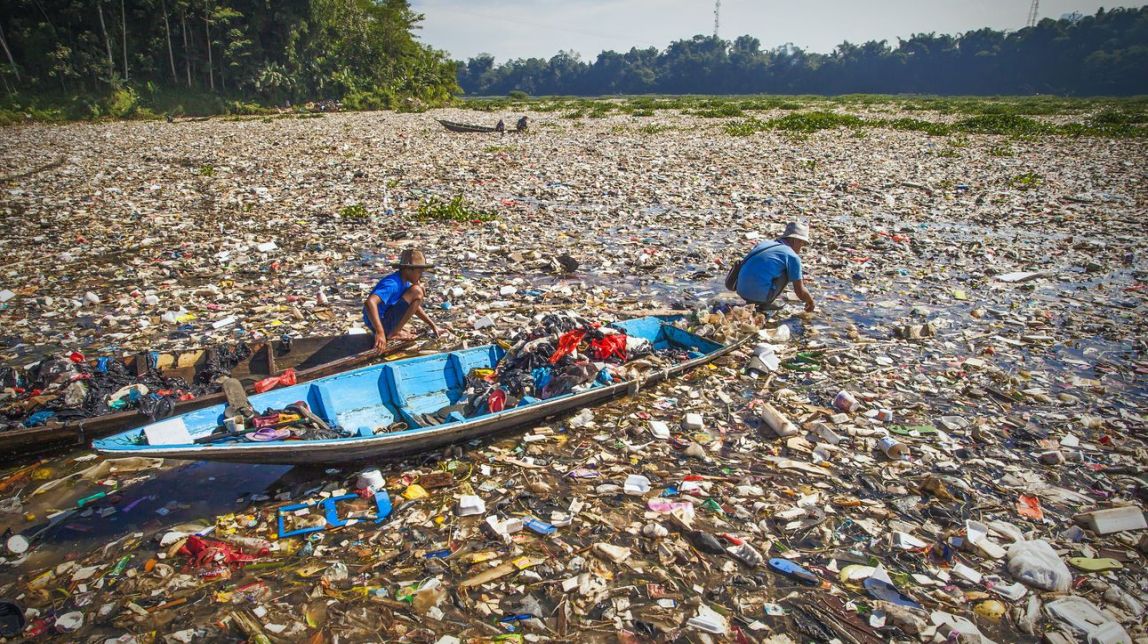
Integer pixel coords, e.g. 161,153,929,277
392,249,435,269
781,221,810,243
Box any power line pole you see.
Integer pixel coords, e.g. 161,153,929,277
714,0,721,38
1026,0,1040,27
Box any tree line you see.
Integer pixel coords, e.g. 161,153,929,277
0,0,458,109
458,7,1148,97
1,3,1143,118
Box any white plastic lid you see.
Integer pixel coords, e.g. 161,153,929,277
6,535,28,555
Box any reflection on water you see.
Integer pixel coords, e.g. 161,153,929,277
2,461,293,575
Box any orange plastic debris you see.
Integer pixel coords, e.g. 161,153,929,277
1016,494,1044,520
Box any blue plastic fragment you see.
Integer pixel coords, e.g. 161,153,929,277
277,502,324,538
321,494,360,528
531,367,552,390
278,490,393,538
499,614,534,623
26,410,56,427
373,490,392,522
767,558,820,585
523,518,556,535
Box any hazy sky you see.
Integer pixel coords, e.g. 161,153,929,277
410,0,1142,62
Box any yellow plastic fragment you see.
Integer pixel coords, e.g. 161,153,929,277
402,484,429,500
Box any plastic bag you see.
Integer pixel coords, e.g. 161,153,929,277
548,329,586,365
1007,540,1071,592
589,334,627,361
254,368,297,394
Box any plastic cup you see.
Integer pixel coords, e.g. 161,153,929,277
878,436,909,459
356,469,385,492
834,391,859,412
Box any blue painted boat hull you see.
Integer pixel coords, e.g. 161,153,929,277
93,317,745,465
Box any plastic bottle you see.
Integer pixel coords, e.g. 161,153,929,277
219,534,272,555
727,542,763,568
76,491,108,508
108,555,131,578
688,530,725,554
813,422,844,444
878,436,909,459
758,403,798,437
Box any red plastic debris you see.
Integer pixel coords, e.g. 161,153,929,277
254,368,297,394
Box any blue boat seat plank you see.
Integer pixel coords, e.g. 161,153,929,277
386,356,457,408
610,317,673,351
385,348,502,428
311,371,396,433
664,325,723,354
450,345,503,379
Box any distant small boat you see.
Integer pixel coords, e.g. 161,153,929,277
94,317,746,465
437,119,500,133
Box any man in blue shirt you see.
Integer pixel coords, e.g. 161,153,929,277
363,249,441,352
735,221,816,313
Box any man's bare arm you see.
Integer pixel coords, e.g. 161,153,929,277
792,279,815,312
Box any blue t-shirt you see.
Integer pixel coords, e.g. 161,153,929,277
735,240,803,303
362,272,410,327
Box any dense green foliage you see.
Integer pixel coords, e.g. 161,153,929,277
0,0,458,118
415,194,499,223
458,7,1148,97
716,108,1147,138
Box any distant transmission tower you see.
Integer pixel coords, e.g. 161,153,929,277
1026,0,1040,27
714,0,721,38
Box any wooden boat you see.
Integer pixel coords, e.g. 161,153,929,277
437,119,500,133
94,317,746,465
0,335,414,460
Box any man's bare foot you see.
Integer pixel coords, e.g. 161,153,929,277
390,331,416,342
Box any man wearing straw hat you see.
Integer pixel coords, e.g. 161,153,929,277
734,221,816,313
363,249,441,352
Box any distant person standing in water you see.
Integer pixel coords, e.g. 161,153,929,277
734,221,816,313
